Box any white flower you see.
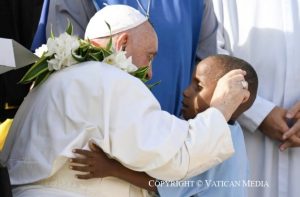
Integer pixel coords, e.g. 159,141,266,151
45,32,80,71
103,50,138,73
34,44,48,58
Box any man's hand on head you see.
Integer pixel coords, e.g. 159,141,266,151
210,69,250,121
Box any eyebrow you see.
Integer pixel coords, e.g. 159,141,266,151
193,75,201,83
196,74,207,86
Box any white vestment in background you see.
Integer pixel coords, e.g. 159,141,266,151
7,61,234,197
212,1,300,197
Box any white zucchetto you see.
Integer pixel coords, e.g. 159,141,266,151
85,4,148,39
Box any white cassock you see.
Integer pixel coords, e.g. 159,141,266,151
6,61,234,197
212,1,300,197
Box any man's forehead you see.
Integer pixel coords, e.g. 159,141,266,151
142,29,158,52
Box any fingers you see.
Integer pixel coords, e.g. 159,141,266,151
282,126,297,140
88,141,103,153
283,120,300,140
226,73,247,87
70,164,95,179
260,127,284,142
76,173,94,180
70,146,110,180
70,158,90,165
280,135,300,151
259,107,290,142
241,80,248,90
295,112,300,119
72,149,94,157
273,131,285,142
69,152,96,180
229,72,246,81
70,165,91,172
223,69,246,78
286,101,300,118
242,89,250,103
225,71,250,100
277,120,290,135
271,107,289,134
280,140,293,151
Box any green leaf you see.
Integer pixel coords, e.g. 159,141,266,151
50,24,55,39
20,64,48,84
141,78,149,83
132,66,149,79
100,48,112,57
106,37,112,51
66,19,73,35
147,80,161,90
20,56,49,83
105,21,111,32
105,21,113,51
90,51,103,61
88,53,100,61
72,50,86,62
33,71,52,88
80,46,87,52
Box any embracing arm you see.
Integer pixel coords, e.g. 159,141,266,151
112,164,157,192
70,142,157,192
66,65,248,182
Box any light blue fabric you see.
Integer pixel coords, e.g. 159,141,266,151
93,0,204,116
157,123,249,197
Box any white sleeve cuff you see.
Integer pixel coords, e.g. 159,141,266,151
237,96,276,133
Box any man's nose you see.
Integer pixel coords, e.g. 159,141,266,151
183,89,188,97
183,86,192,97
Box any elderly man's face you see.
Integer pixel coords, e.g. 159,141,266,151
125,22,158,80
90,22,158,79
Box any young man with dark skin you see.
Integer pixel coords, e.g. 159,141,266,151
70,54,258,197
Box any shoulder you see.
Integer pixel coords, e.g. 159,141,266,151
52,61,128,78
44,61,147,94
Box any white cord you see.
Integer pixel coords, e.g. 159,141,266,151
135,0,152,18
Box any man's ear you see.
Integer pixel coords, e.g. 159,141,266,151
115,32,129,51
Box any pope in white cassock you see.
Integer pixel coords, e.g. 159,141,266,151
6,5,249,197
212,1,300,197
